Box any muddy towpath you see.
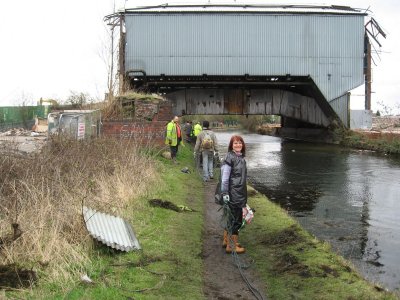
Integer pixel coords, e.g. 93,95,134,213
202,181,266,299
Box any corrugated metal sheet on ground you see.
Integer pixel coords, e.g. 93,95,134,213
83,206,141,252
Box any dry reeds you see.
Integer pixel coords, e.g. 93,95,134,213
0,135,159,287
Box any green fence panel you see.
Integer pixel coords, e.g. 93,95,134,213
0,106,48,132
0,106,47,124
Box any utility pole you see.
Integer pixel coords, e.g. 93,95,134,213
364,17,386,111
364,34,372,110
108,0,116,102
119,14,126,94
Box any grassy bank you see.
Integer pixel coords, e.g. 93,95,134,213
241,192,398,299
45,146,205,299
2,138,399,299
341,130,400,155
1,137,158,290
2,140,204,299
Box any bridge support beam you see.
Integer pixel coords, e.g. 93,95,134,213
166,88,332,128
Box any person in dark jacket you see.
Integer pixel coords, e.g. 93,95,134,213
183,120,192,143
220,135,247,254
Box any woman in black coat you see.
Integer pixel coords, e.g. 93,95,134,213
220,135,247,254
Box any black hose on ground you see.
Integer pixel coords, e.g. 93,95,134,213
220,203,266,300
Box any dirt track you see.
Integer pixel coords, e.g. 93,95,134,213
0,129,47,154
202,181,266,300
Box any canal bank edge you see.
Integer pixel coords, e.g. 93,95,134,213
257,124,400,155
155,145,399,299
341,129,400,155
6,145,206,299
14,144,398,299
143,144,398,299
242,189,399,299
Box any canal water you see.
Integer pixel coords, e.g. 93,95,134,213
215,130,400,293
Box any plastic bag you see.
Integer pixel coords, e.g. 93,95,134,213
242,204,254,224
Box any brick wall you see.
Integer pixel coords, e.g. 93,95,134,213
102,99,174,145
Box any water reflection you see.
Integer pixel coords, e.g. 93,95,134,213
215,130,400,293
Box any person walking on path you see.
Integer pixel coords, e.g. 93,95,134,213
194,120,218,182
165,116,183,164
193,121,202,138
220,135,247,254
183,120,192,143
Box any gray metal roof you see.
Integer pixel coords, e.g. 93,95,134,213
120,4,367,15
83,206,141,252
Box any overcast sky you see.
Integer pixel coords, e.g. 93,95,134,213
0,0,398,114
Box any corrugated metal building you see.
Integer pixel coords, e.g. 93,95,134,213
108,4,368,127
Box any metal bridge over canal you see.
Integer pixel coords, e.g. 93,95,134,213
105,4,386,140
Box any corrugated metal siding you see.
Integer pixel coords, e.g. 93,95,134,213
48,110,101,139
0,106,46,132
250,89,330,126
83,206,141,252
125,13,365,101
350,110,372,129
0,106,46,124
329,93,350,126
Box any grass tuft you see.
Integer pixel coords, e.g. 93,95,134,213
0,135,159,288
241,193,399,299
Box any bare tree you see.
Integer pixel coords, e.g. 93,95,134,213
377,100,393,116
66,91,94,108
396,103,400,116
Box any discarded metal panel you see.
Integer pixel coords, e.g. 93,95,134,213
83,206,141,252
